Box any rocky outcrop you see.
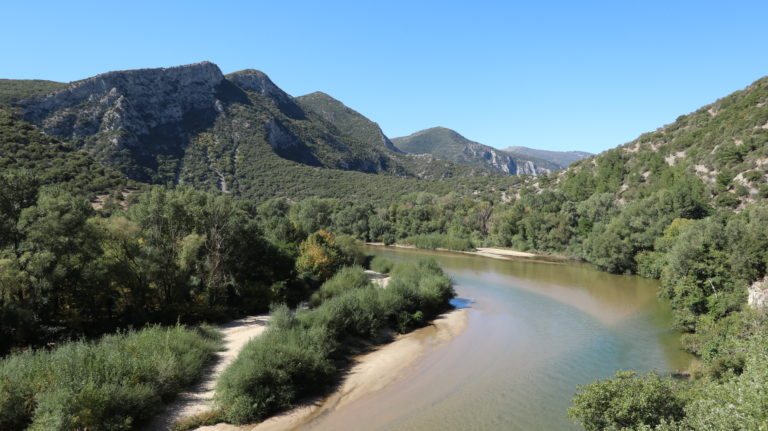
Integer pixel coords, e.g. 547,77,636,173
20,62,226,180
748,276,768,310
23,61,224,143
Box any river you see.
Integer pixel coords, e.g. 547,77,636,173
298,246,693,430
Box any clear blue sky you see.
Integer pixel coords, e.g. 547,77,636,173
3,0,767,153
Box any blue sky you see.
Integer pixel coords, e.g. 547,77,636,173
3,1,767,153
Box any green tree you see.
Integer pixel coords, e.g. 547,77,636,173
568,371,686,431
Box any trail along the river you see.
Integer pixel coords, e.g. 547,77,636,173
147,315,270,431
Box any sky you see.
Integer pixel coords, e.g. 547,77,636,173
2,0,767,154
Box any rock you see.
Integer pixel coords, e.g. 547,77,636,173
20,62,226,181
748,276,768,309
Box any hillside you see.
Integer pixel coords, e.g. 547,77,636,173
296,91,401,153
0,106,128,197
0,79,68,105
555,76,768,210
10,62,498,192
392,127,560,175
503,146,591,168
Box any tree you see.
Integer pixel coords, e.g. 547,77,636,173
568,371,686,431
296,230,345,281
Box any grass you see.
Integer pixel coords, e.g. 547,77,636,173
214,259,455,424
0,324,221,430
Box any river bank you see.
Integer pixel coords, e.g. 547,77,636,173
365,242,568,263
195,308,468,431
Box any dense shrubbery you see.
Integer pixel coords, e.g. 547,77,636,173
215,259,455,424
0,325,220,430
369,256,394,273
568,371,687,430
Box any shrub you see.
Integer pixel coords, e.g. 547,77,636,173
215,325,336,423
0,325,221,430
309,265,371,306
400,233,474,251
369,256,394,273
568,371,686,431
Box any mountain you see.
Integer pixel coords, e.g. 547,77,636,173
392,127,560,175
296,91,401,154
503,146,591,168
11,62,497,190
2,62,506,203
553,76,768,210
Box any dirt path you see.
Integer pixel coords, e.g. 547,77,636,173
147,315,270,431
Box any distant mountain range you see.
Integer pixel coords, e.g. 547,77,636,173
392,127,590,174
1,62,584,196
1,61,766,211
503,146,592,168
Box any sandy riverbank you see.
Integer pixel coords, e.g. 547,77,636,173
197,308,468,431
365,242,566,262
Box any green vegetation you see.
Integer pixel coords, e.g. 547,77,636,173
569,371,687,430
0,79,67,105
309,265,372,306
0,324,220,430
0,107,128,197
0,182,308,355
214,259,455,424
4,65,768,429
369,256,394,273
401,233,474,251
296,91,400,153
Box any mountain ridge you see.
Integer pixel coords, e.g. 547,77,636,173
392,126,560,175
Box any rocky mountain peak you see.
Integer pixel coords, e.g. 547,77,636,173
226,69,305,119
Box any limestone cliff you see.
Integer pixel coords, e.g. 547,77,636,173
20,61,226,181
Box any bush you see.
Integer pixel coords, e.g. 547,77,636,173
309,265,372,306
400,233,474,251
215,324,336,424
369,256,394,273
568,371,686,431
215,258,456,424
0,325,221,430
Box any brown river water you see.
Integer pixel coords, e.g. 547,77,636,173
296,246,693,431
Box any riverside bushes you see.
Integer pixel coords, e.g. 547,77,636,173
215,259,455,424
400,233,474,251
308,265,372,306
0,324,221,430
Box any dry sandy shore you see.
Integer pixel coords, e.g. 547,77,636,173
196,308,468,431
147,315,270,431
365,242,564,261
